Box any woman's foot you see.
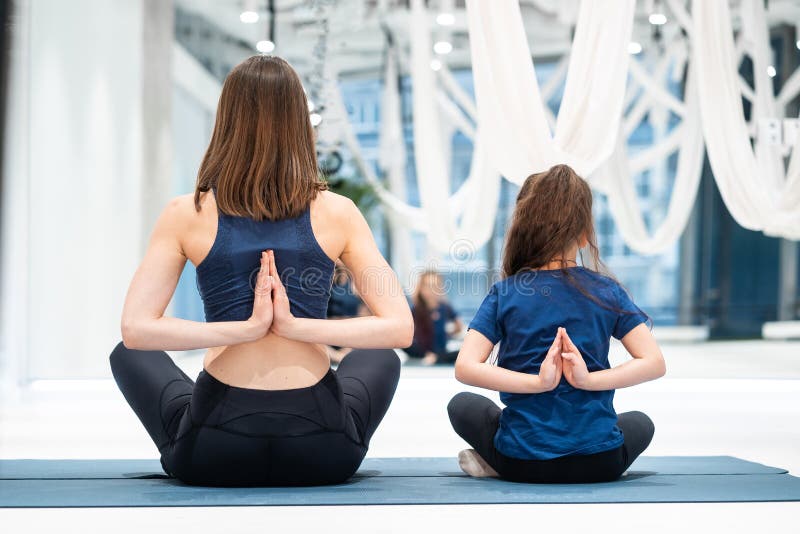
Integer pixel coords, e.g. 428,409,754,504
458,449,499,478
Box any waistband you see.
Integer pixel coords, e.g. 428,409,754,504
195,367,338,400
190,367,346,433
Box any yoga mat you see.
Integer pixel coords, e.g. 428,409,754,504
0,456,787,480
1,457,798,507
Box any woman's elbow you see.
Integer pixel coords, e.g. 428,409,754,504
120,319,145,350
394,315,414,348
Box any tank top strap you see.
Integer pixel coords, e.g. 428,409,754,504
297,202,334,268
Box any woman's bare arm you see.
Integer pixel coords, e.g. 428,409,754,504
269,198,413,348
120,198,273,351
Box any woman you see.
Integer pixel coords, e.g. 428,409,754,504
449,164,664,483
110,55,413,487
405,270,463,365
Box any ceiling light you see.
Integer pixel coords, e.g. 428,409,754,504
628,41,643,55
430,59,443,71
310,113,322,126
256,40,275,53
433,41,453,55
436,12,455,26
767,65,777,78
240,11,259,23
648,13,667,25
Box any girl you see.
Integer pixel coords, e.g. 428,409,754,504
448,164,665,483
406,270,464,365
110,55,413,487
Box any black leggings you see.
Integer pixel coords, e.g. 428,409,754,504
447,392,654,483
109,342,400,487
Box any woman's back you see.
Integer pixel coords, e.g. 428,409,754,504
112,55,411,486
177,189,350,389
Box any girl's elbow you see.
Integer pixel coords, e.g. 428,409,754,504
454,359,469,384
651,355,667,379
656,357,667,378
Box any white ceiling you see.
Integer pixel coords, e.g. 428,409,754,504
175,0,800,80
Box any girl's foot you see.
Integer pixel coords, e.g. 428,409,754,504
458,449,499,478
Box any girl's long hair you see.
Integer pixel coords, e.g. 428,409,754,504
502,164,647,322
194,55,327,220
502,164,603,276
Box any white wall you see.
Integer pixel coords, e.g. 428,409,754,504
1,0,173,381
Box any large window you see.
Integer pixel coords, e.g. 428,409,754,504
338,62,682,325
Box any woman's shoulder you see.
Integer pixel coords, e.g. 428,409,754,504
153,193,216,237
153,194,198,229
313,190,358,214
311,190,364,230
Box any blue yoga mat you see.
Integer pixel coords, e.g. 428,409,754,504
1,457,798,507
0,456,787,480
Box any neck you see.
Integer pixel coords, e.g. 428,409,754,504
542,258,577,270
542,246,579,270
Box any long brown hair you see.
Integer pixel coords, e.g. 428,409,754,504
502,164,648,323
194,55,327,220
502,163,602,276
412,270,443,349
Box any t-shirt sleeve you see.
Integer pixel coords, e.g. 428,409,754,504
468,284,502,344
612,283,649,340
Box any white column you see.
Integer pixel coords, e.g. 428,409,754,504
1,0,173,381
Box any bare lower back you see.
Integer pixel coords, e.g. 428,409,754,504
187,190,347,390
203,333,331,390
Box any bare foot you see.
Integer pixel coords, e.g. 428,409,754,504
421,352,438,366
458,449,499,478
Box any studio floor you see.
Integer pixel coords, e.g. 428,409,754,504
1,339,799,533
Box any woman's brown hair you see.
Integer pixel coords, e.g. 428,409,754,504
194,55,327,220
411,270,444,350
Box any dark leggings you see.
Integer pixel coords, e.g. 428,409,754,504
110,342,400,487
447,392,654,483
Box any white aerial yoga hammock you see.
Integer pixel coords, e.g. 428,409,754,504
465,0,636,183
327,0,502,255
466,0,701,255
693,0,800,239
594,38,705,256
406,0,501,254
377,46,414,286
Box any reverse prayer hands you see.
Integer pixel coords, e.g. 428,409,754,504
265,249,297,337
246,251,274,338
538,329,564,391
559,327,591,389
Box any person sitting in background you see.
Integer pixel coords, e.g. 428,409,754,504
325,261,369,364
405,270,464,365
327,261,362,319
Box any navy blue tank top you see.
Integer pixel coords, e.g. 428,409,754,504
195,196,335,322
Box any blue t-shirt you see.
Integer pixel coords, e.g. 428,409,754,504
468,267,648,461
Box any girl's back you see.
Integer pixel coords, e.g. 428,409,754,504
470,267,646,460
450,163,665,483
